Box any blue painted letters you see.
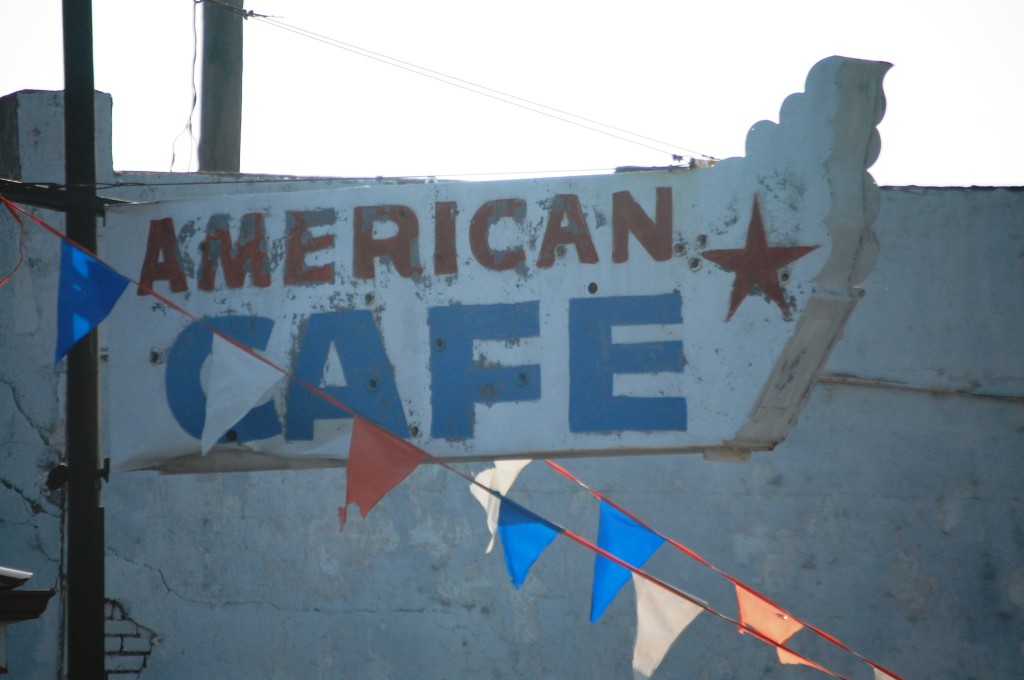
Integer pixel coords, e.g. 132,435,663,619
165,294,687,447
569,293,687,433
429,302,541,440
286,311,409,438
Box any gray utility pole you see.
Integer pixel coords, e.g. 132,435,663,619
62,0,105,678
199,0,245,172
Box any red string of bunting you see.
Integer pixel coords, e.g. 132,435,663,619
543,459,905,680
0,196,903,680
0,201,26,287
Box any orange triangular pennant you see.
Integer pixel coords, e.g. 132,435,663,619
735,584,811,667
339,417,429,530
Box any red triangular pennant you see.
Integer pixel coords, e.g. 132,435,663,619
339,417,429,530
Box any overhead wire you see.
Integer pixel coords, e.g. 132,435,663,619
198,0,275,20
251,14,717,163
168,0,201,172
189,0,718,166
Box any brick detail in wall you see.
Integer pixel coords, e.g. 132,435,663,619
104,599,156,678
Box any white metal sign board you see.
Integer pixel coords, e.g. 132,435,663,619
101,57,888,472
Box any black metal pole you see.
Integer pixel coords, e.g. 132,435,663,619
62,1,105,678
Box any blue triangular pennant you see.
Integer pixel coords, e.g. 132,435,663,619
497,497,560,589
591,501,665,622
55,240,130,364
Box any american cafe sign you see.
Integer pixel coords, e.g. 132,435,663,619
101,57,889,472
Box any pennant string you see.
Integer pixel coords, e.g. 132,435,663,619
540,456,901,680
0,196,896,680
870,664,904,680
482,482,846,676
554,521,847,679
547,459,719,571
0,200,26,287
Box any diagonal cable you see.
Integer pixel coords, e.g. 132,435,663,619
250,15,717,162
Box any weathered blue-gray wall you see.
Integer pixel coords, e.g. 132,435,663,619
1,90,1022,679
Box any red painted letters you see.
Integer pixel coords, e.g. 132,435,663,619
137,218,188,295
353,205,420,279
536,194,598,268
612,187,673,263
198,212,271,291
284,210,336,286
137,188,676,294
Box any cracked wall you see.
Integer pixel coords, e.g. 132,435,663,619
1,89,1023,679
97,188,1024,679
0,203,66,678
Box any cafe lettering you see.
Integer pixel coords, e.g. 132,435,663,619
101,56,887,471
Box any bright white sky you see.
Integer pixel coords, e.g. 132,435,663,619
1,0,1021,186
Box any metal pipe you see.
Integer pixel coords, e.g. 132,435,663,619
199,0,244,172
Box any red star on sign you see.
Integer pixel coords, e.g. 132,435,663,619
701,195,819,322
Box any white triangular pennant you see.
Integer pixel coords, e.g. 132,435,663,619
201,335,284,454
632,574,703,680
469,459,530,553
873,669,898,680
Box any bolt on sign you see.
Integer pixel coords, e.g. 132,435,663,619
101,57,889,472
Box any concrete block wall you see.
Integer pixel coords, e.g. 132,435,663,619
104,600,156,678
1,88,1022,678
0,90,115,186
